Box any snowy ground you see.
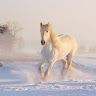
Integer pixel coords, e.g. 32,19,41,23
0,57,96,96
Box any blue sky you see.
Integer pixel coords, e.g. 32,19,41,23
0,0,96,42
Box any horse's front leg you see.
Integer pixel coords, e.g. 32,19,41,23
44,60,56,81
38,60,46,77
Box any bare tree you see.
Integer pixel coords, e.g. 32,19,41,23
0,21,23,58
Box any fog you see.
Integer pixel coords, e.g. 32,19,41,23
0,0,96,42
0,0,96,59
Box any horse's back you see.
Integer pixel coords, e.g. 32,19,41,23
58,34,75,43
58,34,72,40
58,34,77,55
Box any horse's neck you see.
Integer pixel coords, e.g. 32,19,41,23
50,31,58,42
50,30,61,51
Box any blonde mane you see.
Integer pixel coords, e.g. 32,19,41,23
48,25,61,51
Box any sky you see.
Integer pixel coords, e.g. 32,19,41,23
0,0,96,42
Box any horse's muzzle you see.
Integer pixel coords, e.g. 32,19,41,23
41,40,45,45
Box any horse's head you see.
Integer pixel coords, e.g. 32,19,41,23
40,22,51,45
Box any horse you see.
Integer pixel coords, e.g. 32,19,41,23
38,22,77,81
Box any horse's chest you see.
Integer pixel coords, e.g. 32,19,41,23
41,47,57,62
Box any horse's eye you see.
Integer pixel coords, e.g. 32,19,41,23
46,29,48,32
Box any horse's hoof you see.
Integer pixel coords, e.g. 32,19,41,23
68,68,72,73
43,77,48,82
61,68,68,79
41,72,45,77
43,73,49,82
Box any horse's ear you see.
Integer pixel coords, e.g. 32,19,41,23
40,22,42,27
48,22,50,27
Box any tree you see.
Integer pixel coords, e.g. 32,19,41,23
0,21,23,58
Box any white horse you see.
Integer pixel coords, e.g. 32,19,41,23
38,22,77,81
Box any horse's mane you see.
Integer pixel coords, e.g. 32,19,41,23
49,25,61,51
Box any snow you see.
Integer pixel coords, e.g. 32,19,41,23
0,57,96,96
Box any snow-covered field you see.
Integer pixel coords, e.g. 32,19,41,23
0,57,96,96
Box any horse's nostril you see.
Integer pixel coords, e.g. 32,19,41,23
41,40,45,45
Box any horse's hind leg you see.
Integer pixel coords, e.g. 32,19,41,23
61,59,68,79
67,53,73,72
61,59,67,69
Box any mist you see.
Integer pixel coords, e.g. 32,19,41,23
0,0,96,59
0,0,96,42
